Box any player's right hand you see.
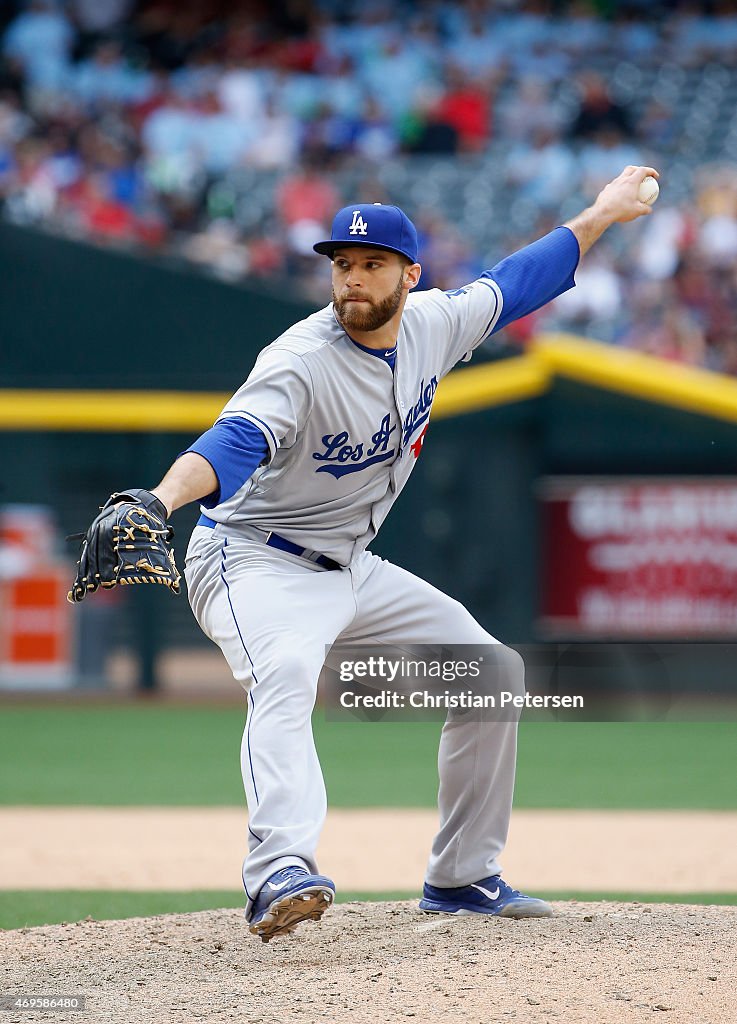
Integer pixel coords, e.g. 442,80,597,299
593,165,660,225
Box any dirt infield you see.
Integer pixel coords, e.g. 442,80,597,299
3,901,735,1024
2,808,737,892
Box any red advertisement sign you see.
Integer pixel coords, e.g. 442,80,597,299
539,478,737,637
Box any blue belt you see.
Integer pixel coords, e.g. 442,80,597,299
198,514,341,571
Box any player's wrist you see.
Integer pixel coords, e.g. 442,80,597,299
149,488,172,518
563,205,612,258
583,201,617,231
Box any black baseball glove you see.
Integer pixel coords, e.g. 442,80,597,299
67,489,181,603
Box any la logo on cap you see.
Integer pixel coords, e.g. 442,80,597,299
348,210,368,236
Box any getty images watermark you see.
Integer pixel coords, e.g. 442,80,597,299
336,654,583,713
322,644,589,723
323,643,737,722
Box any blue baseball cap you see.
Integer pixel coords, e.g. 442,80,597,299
313,203,419,263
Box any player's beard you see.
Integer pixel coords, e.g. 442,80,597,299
333,272,404,333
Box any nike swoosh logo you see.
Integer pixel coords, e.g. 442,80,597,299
472,883,501,901
266,880,291,891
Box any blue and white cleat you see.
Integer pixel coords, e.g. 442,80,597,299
419,874,553,919
248,866,335,943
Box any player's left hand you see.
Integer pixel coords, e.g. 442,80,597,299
67,488,181,603
593,165,660,224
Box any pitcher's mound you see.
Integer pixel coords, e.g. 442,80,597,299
3,901,735,1023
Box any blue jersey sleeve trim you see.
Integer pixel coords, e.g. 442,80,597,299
477,279,501,339
233,411,278,455
181,416,270,508
482,225,579,334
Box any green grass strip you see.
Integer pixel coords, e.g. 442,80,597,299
0,706,735,809
534,892,737,906
0,890,415,930
1,890,736,931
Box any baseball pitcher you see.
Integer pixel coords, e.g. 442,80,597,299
69,166,658,942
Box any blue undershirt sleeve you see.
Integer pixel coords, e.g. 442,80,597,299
182,416,270,508
483,225,580,334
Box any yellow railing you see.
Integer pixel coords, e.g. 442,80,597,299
533,333,737,424
2,333,737,430
0,389,227,431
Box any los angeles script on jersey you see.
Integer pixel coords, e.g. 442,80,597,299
401,376,437,448
313,413,395,478
312,376,438,479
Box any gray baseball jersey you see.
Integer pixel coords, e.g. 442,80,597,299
201,278,502,564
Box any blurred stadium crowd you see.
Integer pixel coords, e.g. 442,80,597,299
4,0,737,371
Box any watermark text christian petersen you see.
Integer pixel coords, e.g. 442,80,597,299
325,642,737,723
339,688,584,711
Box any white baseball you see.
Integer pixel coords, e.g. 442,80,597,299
638,175,659,206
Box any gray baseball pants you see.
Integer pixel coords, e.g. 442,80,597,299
184,523,525,916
